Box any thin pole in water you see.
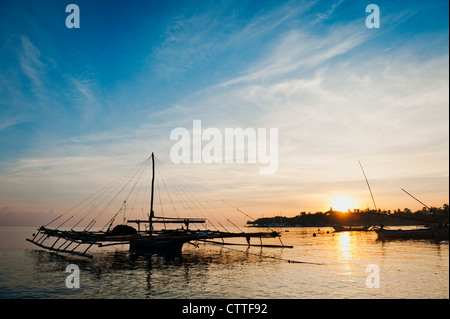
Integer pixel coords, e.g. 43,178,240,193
358,160,377,211
401,188,430,210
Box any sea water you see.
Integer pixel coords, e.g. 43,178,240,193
0,226,448,299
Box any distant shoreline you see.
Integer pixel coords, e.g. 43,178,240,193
246,204,449,228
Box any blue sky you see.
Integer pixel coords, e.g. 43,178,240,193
0,0,448,225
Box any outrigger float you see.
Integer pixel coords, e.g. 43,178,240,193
27,153,289,258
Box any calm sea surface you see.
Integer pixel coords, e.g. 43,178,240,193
0,226,448,299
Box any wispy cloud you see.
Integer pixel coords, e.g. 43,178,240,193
19,36,46,90
67,77,102,123
0,115,31,132
314,0,346,23
211,21,369,90
150,1,317,78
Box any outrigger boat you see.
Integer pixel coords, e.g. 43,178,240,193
356,161,448,240
374,225,449,240
374,188,449,240
26,153,288,258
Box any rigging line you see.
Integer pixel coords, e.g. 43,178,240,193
205,200,233,232
64,158,148,230
53,156,151,229
45,167,129,228
139,158,152,222
221,199,275,232
220,200,275,232
153,160,179,219
152,156,274,234
85,158,150,231
56,166,136,229
153,155,268,233
69,161,144,230
203,242,323,265
200,197,246,233
177,173,245,233
236,208,256,223
169,176,207,230
166,173,221,232
169,187,197,226
150,160,166,228
160,166,209,230
155,158,213,232
226,218,241,230
95,158,149,231
103,158,150,230
165,170,219,231
166,168,234,233
164,166,272,231
153,160,181,219
156,179,166,229
102,200,125,232
203,200,231,233
193,198,223,232
163,170,229,232
126,160,150,223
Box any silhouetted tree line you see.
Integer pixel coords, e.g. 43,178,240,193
247,204,449,227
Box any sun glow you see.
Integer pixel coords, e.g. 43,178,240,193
329,196,358,213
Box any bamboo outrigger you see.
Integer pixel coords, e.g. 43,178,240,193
26,153,288,258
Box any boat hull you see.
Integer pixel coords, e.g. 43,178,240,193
375,227,449,240
333,226,371,232
129,238,185,254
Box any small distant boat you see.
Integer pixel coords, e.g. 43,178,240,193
333,225,372,232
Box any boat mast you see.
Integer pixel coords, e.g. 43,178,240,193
401,188,435,220
359,160,383,228
149,152,155,234
358,160,377,211
401,188,430,210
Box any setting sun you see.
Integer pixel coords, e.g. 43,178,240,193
329,196,358,213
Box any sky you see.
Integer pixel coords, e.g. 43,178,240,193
0,0,448,226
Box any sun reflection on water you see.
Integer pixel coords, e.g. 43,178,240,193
336,232,354,273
